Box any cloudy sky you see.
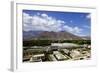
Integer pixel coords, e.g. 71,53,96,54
23,10,91,36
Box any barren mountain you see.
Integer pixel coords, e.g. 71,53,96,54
23,31,84,40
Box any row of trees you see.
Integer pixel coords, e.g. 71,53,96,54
23,40,91,46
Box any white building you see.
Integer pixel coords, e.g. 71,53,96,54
51,43,79,48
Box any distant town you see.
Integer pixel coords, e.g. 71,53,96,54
23,40,91,62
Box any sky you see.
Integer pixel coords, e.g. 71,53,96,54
23,10,91,36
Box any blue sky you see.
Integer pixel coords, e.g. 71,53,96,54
23,10,91,36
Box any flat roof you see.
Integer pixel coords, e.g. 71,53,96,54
33,54,45,57
51,43,79,47
53,51,66,60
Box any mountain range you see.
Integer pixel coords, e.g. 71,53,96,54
23,31,90,40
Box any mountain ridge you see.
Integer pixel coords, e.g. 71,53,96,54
23,31,90,40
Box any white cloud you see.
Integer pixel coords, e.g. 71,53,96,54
23,13,64,32
63,25,82,35
23,12,83,35
86,14,91,19
83,25,90,29
41,13,48,18
74,27,82,34
37,12,40,16
23,13,32,24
